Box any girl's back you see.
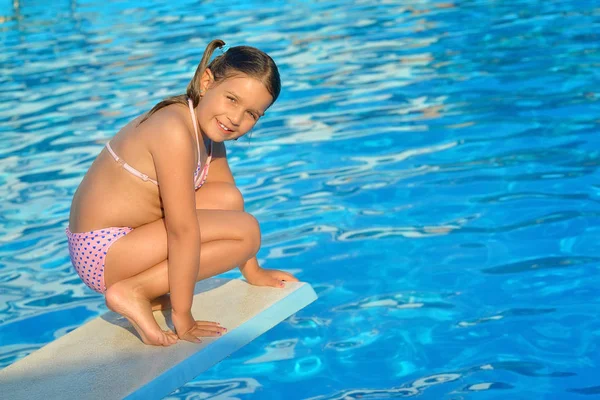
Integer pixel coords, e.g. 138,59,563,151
68,104,203,233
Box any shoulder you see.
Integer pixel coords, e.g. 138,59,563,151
140,103,195,155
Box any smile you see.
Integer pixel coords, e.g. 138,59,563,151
216,120,233,133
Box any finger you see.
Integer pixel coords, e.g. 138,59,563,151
182,332,202,343
190,327,224,337
192,324,227,335
195,322,227,333
194,320,222,326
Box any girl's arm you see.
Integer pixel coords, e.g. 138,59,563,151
149,112,200,324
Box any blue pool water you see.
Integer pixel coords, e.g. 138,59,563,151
1,0,599,398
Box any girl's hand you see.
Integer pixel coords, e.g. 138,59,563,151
244,266,299,288
171,310,227,343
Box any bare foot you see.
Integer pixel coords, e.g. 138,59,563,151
151,294,171,311
105,282,178,346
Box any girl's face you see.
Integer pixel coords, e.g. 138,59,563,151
197,71,274,142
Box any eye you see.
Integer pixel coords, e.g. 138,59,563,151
227,96,236,103
247,111,258,120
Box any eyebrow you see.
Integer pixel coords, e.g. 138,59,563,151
226,91,265,117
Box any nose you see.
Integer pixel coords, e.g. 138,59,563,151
228,109,244,126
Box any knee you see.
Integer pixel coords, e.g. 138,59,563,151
219,183,245,211
196,182,245,211
242,212,261,255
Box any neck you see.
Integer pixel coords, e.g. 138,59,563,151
188,100,211,154
200,131,211,151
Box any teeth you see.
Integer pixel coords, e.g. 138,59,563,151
219,122,230,131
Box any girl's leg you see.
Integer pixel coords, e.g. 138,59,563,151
195,181,244,211
193,182,262,278
103,209,260,346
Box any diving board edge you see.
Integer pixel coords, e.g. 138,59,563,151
126,281,318,400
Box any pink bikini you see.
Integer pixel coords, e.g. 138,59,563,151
66,98,211,294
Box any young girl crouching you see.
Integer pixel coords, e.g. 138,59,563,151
67,39,298,346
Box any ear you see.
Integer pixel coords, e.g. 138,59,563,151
200,68,215,93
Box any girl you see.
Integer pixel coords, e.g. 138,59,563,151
66,39,298,346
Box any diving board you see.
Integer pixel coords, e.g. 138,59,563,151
0,278,317,399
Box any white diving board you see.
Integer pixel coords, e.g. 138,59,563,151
0,278,318,399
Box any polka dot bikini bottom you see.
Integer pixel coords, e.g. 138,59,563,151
66,226,133,294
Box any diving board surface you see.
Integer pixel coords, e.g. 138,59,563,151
0,278,317,399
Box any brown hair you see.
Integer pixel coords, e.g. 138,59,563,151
139,39,281,124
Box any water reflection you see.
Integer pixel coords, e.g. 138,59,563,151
1,0,599,398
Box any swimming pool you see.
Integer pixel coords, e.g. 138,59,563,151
1,0,599,398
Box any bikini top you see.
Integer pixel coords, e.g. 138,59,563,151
105,98,213,190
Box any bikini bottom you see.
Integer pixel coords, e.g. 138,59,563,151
66,226,133,294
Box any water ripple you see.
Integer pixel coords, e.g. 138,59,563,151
567,386,600,395
483,256,599,274
1,0,599,398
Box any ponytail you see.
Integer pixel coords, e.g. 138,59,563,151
138,39,225,125
186,39,225,107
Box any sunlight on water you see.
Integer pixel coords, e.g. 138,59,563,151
1,0,600,398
